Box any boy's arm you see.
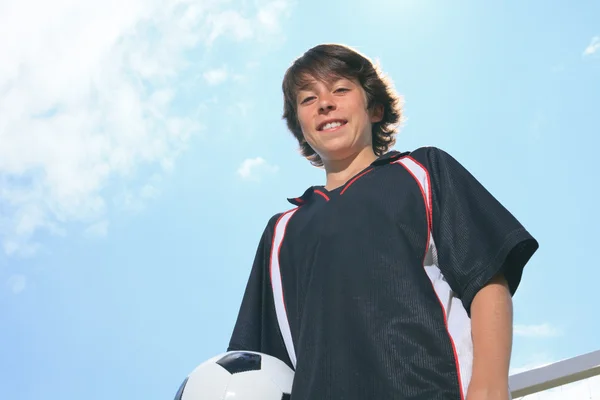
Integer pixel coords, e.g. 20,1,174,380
467,273,513,400
417,147,538,396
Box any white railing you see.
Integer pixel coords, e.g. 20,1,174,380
509,350,600,398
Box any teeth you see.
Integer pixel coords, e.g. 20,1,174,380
322,121,342,130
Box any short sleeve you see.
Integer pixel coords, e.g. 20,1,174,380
418,147,539,315
227,214,292,368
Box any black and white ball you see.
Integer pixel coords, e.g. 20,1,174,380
174,351,294,400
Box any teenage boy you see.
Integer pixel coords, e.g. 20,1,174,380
227,43,538,400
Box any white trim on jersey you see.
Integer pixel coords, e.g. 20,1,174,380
270,208,298,369
397,156,472,400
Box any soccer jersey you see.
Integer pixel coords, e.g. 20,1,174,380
227,146,538,400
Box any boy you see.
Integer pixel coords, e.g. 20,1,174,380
227,44,538,400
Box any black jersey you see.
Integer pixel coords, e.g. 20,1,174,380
227,146,538,400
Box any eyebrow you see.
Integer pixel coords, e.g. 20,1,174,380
297,81,317,92
297,77,348,93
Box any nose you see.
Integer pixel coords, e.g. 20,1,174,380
318,95,336,114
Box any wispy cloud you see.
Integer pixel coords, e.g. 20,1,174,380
583,36,600,56
237,157,279,181
84,220,109,238
0,0,293,256
257,0,293,33
6,274,27,294
204,67,228,85
514,323,562,338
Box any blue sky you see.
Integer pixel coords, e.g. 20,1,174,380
1,0,599,399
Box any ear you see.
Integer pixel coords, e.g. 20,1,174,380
370,103,384,124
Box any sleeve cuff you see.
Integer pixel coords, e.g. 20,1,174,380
461,228,539,316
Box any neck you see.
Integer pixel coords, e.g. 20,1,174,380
323,147,378,190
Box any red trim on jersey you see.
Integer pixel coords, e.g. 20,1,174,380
395,157,465,400
269,208,298,353
341,168,374,195
277,212,295,323
406,156,433,227
394,160,431,233
314,189,330,201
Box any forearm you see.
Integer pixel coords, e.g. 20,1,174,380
470,273,513,385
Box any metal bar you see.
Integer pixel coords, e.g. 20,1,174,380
509,350,600,397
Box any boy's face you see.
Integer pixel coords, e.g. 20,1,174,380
295,75,383,165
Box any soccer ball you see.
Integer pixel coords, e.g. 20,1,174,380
173,351,294,400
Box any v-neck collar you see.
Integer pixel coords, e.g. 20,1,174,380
287,150,408,205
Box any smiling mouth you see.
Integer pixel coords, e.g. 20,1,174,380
317,120,348,131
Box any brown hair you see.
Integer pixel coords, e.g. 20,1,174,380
282,44,403,167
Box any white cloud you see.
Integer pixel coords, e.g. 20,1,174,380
229,102,252,118
510,355,555,375
84,220,109,238
514,323,561,338
205,10,254,45
0,0,293,256
6,274,27,294
203,67,228,85
237,157,279,181
257,0,293,33
583,36,600,56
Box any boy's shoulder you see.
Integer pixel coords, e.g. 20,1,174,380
399,146,472,180
369,145,455,165
262,146,463,222
403,145,455,163
278,146,460,207
369,146,460,179
261,207,299,235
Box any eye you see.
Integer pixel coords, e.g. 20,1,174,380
334,87,349,93
300,96,316,104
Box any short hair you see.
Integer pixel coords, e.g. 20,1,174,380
281,44,403,167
